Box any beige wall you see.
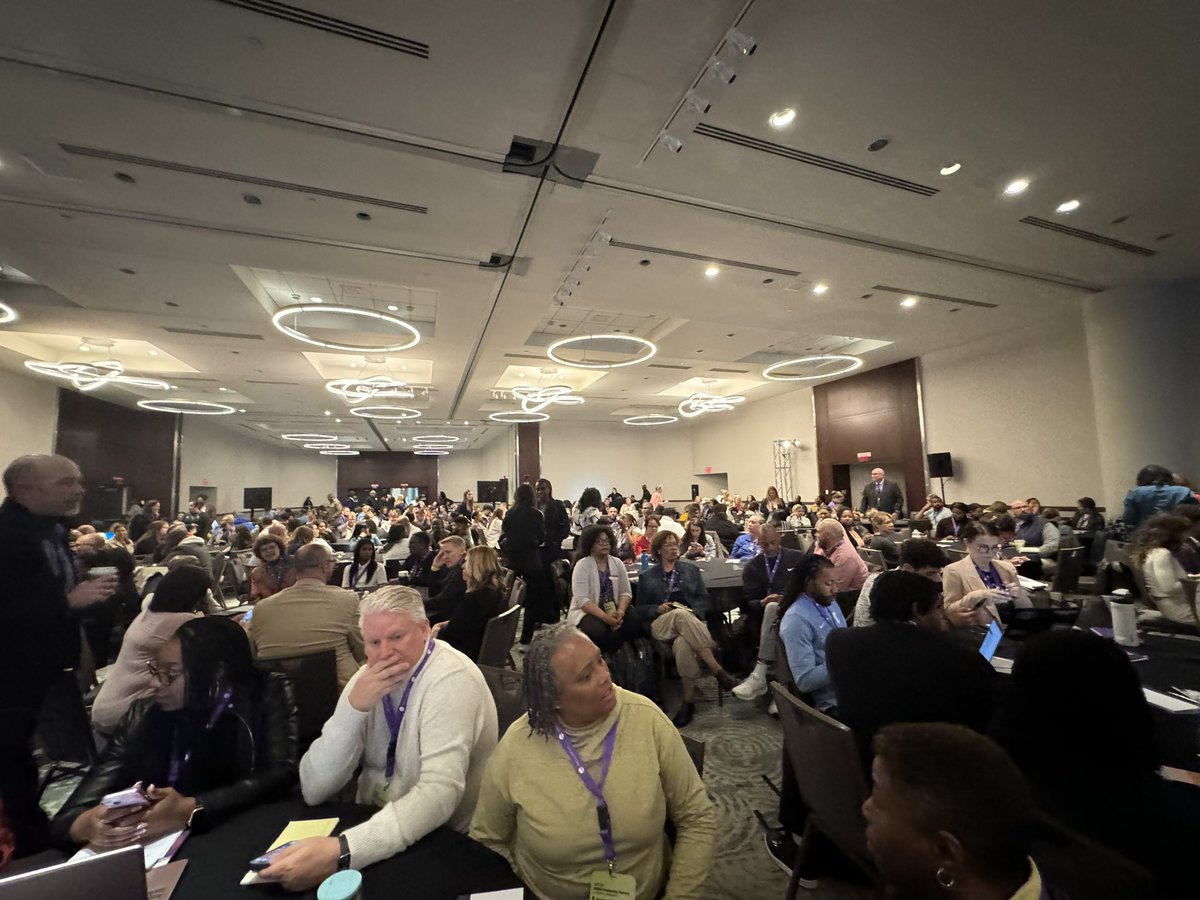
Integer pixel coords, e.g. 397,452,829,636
179,418,337,512
437,430,517,500
0,371,58,466
539,420,695,504
920,308,1103,508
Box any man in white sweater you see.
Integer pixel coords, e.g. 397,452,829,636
259,586,498,890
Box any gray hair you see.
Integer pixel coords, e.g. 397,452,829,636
358,585,427,629
294,542,332,573
2,454,66,494
522,621,587,737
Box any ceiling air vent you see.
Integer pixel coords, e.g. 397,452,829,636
609,239,800,277
693,124,938,197
870,285,998,309
60,145,427,214
1019,217,1155,257
648,363,691,371
210,0,429,59
163,327,265,340
245,379,300,386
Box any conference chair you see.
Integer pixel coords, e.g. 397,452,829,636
498,566,516,598
1049,546,1086,598
856,547,885,573
506,575,527,610
257,649,339,753
477,665,524,739
680,735,706,778
1031,812,1158,899
943,547,968,561
35,670,98,799
770,683,878,898
780,531,801,551
477,605,521,669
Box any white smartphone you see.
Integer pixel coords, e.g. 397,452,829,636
101,783,149,809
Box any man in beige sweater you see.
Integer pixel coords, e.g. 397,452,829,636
249,543,364,687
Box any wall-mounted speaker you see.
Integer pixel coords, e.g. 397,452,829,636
927,453,954,479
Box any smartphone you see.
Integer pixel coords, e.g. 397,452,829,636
101,784,149,809
88,566,119,579
249,841,296,871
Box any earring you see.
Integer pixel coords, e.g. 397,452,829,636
936,867,955,889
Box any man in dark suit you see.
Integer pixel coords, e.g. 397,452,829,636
826,570,997,770
731,524,805,702
859,467,904,516
703,502,742,551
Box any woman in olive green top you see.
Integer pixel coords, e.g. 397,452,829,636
470,624,715,899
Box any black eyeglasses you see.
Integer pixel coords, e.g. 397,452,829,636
146,661,183,685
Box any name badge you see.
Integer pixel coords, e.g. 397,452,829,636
588,870,636,900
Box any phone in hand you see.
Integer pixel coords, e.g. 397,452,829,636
249,840,296,871
101,783,150,809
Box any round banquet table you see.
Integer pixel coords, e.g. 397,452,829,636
171,799,524,900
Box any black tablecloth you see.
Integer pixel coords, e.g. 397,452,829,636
172,800,522,900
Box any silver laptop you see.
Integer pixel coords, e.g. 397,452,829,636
0,845,146,900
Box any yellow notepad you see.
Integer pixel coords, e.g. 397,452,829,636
240,817,339,885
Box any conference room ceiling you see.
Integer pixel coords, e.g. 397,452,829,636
0,0,1196,455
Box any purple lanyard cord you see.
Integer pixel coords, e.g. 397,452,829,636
381,639,436,780
555,723,619,871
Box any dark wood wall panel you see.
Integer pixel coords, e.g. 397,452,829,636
336,452,438,502
55,388,178,522
813,359,926,512
516,423,540,485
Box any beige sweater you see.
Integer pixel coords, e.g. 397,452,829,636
470,688,715,900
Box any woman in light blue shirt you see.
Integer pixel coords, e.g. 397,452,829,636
778,555,845,714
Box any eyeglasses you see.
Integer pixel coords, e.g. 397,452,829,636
970,543,1001,555
146,661,183,685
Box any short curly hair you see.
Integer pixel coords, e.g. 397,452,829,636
253,532,286,560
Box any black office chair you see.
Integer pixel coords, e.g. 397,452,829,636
257,649,339,752
1032,812,1158,899
477,664,525,740
477,605,521,669
680,734,705,778
35,669,98,800
1050,546,1086,597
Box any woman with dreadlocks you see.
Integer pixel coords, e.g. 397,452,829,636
470,623,715,899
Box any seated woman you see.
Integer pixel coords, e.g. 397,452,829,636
682,519,717,560
837,507,867,548
434,546,507,661
786,504,810,530
91,567,210,736
994,629,1199,897
106,522,135,554
399,530,437,586
231,525,254,551
864,722,1047,900
249,533,296,601
572,487,604,536
941,521,1030,625
569,525,632,653
470,623,716,900
348,520,381,548
867,511,901,568
1132,512,1196,624
51,617,298,850
133,519,169,557
635,531,737,726
157,524,212,569
380,517,411,561
342,537,387,590
613,513,638,561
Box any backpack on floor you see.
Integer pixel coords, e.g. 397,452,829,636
607,638,658,701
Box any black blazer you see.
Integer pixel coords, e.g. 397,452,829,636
859,480,904,515
826,623,996,770
500,504,546,555
50,672,298,848
438,587,506,661
427,565,467,624
934,516,966,540
539,499,572,549
704,516,742,551
741,548,806,608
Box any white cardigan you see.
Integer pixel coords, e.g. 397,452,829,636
569,555,632,626
1143,547,1195,624
299,641,498,869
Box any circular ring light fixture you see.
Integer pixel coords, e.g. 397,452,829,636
761,355,864,381
272,304,421,353
25,359,169,393
511,385,585,413
350,406,422,420
412,434,461,443
678,391,745,419
413,449,450,456
137,399,236,415
303,442,351,450
325,376,415,404
546,333,656,370
488,410,550,424
320,449,360,456
623,414,679,426
282,433,337,442
0,302,17,325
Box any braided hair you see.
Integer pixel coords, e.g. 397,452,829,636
776,554,835,619
522,621,587,738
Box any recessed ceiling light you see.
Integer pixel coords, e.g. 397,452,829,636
387,305,399,312
1003,178,1030,196
217,387,229,392
939,162,962,176
334,418,342,423
768,107,797,129
323,410,331,416
310,296,323,303
78,342,91,352
900,296,919,308
812,283,829,295
704,265,720,278
148,349,159,356
1056,199,1080,214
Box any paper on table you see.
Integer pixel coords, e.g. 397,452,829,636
69,829,187,869
1143,688,1200,713
469,891,524,900
990,656,1014,674
1017,576,1048,591
239,817,339,886
146,859,187,900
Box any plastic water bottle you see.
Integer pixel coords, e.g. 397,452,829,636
640,551,649,571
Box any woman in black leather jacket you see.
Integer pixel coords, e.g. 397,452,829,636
51,617,298,850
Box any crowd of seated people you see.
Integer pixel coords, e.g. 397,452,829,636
4,458,1199,898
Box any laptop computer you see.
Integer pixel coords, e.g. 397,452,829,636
0,845,146,900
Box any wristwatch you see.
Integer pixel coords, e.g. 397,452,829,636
186,798,204,829
336,833,351,871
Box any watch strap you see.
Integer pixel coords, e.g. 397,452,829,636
337,833,351,870
186,798,204,829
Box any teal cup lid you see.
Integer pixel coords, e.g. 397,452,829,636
317,869,363,900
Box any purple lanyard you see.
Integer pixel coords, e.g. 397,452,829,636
975,564,1002,589
168,687,233,787
764,554,782,585
665,568,679,598
555,723,619,871
381,639,436,780
807,595,840,630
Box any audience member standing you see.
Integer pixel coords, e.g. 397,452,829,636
0,455,118,856
501,483,552,644
859,468,904,516
1122,464,1198,531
